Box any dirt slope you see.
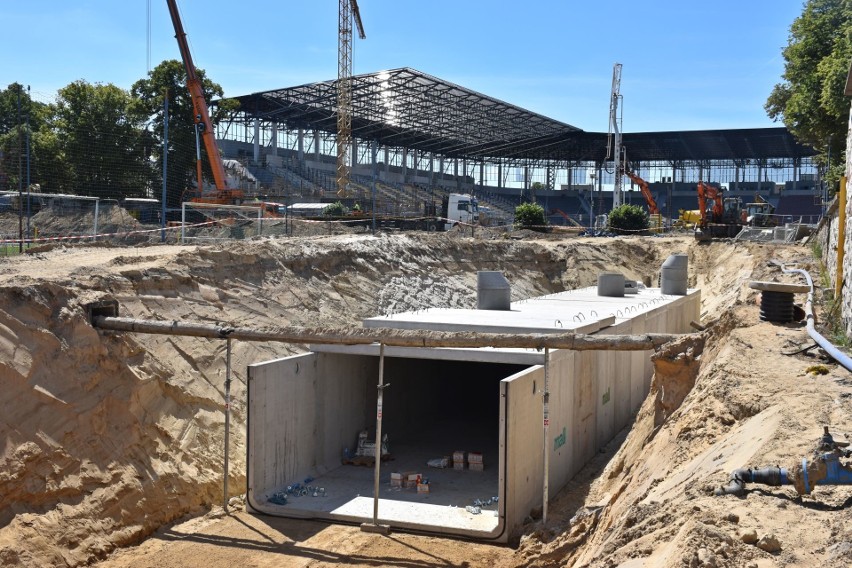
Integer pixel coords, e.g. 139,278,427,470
1,233,848,568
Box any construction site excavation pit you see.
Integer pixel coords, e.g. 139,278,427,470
246,280,700,541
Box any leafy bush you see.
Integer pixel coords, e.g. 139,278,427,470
322,201,346,216
514,202,547,231
607,204,649,234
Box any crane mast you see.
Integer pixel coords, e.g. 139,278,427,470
166,0,234,198
337,0,366,198
606,63,624,209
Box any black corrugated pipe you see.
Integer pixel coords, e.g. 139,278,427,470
714,466,790,496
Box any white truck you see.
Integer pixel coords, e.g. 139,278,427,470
308,192,480,232
436,193,479,231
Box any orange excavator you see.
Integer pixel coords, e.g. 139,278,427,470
695,181,743,240
167,0,245,205
625,170,659,215
696,181,723,225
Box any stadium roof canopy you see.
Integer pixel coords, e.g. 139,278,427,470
229,67,816,164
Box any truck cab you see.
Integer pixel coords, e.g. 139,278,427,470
442,193,479,230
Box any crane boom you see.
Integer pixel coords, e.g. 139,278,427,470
625,170,659,215
352,0,366,39
166,0,236,199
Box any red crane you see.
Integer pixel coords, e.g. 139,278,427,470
166,0,244,204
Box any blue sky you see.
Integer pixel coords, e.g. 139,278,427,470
1,1,804,133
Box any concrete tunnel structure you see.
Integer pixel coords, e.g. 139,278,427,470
245,273,700,541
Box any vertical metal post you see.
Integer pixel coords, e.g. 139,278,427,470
161,90,169,243
224,338,232,512
542,347,550,525
17,85,22,253
93,200,99,241
181,203,186,244
195,123,203,200
371,140,377,233
26,85,31,242
372,343,386,525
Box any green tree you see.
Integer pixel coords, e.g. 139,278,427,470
765,0,852,186
608,204,649,234
514,201,548,231
322,201,346,216
54,80,152,198
131,60,238,207
0,83,62,193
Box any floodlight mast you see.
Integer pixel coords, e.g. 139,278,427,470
606,63,624,209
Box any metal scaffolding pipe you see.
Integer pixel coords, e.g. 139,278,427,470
223,338,232,513
91,316,688,351
542,347,550,525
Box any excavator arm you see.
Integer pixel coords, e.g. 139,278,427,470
696,182,724,226
625,170,659,215
166,0,235,197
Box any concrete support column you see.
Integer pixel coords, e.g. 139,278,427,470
352,138,358,172
524,165,530,201
668,162,676,217
271,123,278,157
313,130,321,162
402,148,408,183
253,119,261,163
758,162,764,192
383,148,390,174
498,162,503,189
454,159,460,190
479,161,485,193
297,128,304,164
429,153,435,186
793,158,799,191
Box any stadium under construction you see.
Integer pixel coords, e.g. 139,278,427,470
214,67,823,228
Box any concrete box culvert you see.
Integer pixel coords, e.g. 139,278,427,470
245,285,700,541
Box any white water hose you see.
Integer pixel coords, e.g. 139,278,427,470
782,267,852,373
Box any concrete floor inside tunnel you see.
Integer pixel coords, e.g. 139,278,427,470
256,437,502,534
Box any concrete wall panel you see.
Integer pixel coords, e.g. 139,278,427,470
547,352,576,499
504,366,544,534
572,350,597,471
629,313,649,413
248,353,319,502
247,352,374,505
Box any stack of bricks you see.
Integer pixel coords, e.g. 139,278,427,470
453,450,466,470
391,471,420,488
468,451,484,471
